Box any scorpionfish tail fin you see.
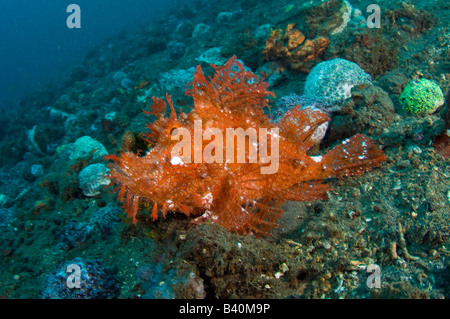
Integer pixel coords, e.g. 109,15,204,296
321,133,386,179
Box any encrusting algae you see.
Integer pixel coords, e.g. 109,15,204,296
106,56,386,236
263,23,330,72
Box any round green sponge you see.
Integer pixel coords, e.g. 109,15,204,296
399,78,444,115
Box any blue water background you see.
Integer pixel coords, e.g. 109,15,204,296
0,0,186,112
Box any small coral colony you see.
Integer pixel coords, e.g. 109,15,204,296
107,56,386,236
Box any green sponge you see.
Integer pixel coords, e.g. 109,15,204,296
399,78,444,115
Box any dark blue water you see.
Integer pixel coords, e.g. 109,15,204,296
0,0,184,111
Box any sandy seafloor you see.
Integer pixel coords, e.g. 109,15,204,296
0,0,449,299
